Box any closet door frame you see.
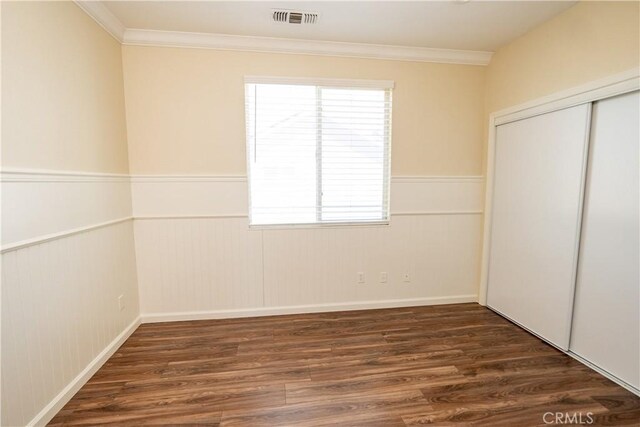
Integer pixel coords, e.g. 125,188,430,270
480,67,640,306
478,68,640,396
478,67,640,395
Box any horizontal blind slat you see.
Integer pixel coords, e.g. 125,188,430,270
246,81,391,226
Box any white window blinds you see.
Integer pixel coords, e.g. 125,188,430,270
245,77,392,226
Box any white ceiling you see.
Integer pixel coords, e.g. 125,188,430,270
103,1,577,52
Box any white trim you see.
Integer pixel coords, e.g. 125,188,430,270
73,1,125,42
123,29,492,66
130,174,482,183
0,170,482,250
245,76,394,89
135,215,248,220
479,68,640,306
0,211,481,252
248,221,391,230
479,126,495,306
1,217,133,253
72,3,492,65
392,176,484,184
133,211,483,222
392,210,482,216
494,68,640,126
28,316,141,427
130,175,246,183
1,168,130,182
140,295,478,323
3,170,482,184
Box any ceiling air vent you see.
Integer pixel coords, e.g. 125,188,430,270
272,9,319,25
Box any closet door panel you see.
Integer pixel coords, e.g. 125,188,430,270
570,91,639,390
487,104,591,349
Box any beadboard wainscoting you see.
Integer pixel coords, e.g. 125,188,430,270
1,171,483,425
132,176,484,321
1,170,133,247
1,171,140,427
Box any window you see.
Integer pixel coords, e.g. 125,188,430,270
245,77,392,226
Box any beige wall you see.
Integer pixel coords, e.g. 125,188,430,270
1,3,139,426
486,1,640,115
122,46,486,176
1,1,130,173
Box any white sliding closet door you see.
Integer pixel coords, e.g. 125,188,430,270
487,104,591,350
570,91,640,390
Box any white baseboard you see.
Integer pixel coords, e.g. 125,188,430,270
28,316,142,427
25,297,476,425
141,295,478,323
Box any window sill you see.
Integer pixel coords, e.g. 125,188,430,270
248,221,390,230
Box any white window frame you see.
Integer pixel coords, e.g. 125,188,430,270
244,76,394,228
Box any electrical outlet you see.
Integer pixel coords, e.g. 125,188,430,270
403,273,411,283
380,272,388,283
118,294,125,311
357,272,365,284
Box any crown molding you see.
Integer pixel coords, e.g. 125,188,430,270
122,29,493,66
74,1,125,42
73,1,492,65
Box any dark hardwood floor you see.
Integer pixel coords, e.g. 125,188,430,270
49,303,640,426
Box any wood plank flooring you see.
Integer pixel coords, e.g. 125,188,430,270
49,304,640,426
